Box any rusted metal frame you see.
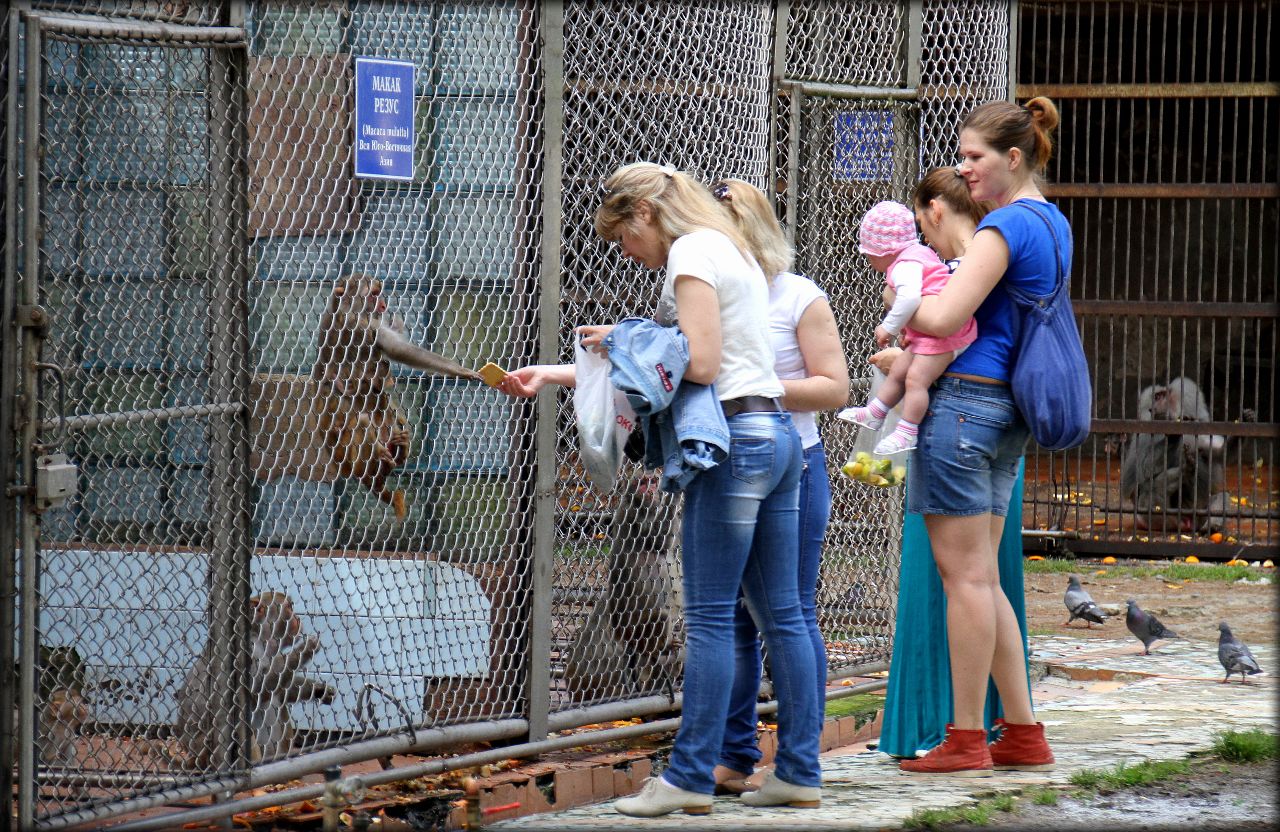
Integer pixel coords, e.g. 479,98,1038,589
28,12,244,44
1017,81,1279,98
0,6,21,820
1089,420,1275,438
1031,538,1280,561
526,0,564,746
1072,300,1280,318
113,676,893,832
1046,182,1279,198
18,12,42,826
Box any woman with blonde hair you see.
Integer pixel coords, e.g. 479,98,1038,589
707,178,849,795
898,98,1064,775
500,162,823,815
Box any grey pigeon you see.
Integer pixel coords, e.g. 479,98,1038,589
1217,621,1262,684
1125,599,1179,654
1063,575,1107,628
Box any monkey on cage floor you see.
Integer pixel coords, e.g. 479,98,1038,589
174,591,334,768
1119,376,1235,534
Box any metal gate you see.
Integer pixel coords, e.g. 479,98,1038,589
4,9,255,827
2,1,1017,828
779,0,1013,650
1016,0,1278,560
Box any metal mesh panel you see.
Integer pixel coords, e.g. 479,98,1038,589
551,0,774,712
791,95,921,669
1016,0,1277,557
28,0,225,25
919,0,1010,169
237,0,544,747
784,0,907,87
779,0,1011,670
22,18,254,819
4,0,1019,825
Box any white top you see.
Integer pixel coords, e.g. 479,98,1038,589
768,272,827,448
879,260,922,336
658,229,783,402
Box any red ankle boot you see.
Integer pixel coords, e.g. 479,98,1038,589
899,724,993,776
989,719,1055,770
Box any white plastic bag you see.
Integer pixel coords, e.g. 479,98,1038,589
572,340,636,493
837,366,910,488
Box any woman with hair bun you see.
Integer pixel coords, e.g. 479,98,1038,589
876,166,1031,761
897,97,1066,776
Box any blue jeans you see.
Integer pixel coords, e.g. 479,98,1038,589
663,412,821,794
719,442,831,776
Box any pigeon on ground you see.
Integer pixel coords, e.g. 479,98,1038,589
1217,621,1263,684
1124,598,1179,655
1063,575,1107,628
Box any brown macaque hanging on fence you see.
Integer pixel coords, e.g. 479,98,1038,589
564,476,684,703
175,592,335,767
1120,376,1229,533
251,273,481,520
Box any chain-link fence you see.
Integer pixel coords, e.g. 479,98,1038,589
3,1,1013,827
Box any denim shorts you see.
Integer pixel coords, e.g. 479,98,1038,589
906,376,1029,517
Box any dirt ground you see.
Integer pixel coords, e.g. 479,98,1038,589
942,759,1278,831
1022,561,1277,645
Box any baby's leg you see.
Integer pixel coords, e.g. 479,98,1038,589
873,349,954,455
838,350,914,430
899,351,953,425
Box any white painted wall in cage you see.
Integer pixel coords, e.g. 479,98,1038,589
40,549,490,730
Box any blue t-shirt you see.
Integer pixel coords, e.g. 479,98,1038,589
947,199,1071,382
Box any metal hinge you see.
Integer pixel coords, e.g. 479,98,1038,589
16,304,49,332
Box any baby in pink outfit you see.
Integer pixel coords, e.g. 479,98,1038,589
841,200,977,454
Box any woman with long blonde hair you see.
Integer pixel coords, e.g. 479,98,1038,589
501,162,824,815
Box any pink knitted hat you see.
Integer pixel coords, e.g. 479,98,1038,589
858,200,918,256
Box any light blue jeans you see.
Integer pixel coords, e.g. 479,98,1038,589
662,412,821,794
719,442,831,776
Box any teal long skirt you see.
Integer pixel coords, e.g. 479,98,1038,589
878,459,1028,758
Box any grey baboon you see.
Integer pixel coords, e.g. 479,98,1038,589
1120,376,1228,532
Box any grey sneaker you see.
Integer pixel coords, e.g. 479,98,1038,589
613,776,713,817
738,771,821,808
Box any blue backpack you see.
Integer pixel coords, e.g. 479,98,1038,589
1004,203,1093,451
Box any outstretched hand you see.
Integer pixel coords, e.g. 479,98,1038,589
498,366,550,398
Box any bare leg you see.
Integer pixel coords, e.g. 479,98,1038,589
875,348,913,411
925,512,1032,730
899,351,954,425
985,516,1035,724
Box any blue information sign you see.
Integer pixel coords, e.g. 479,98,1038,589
833,110,895,182
354,57,415,181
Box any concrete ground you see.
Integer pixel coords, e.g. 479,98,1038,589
489,634,1276,831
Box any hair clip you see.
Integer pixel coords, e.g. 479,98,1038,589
712,183,731,202
658,164,677,178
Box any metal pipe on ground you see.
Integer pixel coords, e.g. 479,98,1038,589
110,678,889,832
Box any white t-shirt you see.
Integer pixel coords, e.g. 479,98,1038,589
658,229,783,402
769,272,827,448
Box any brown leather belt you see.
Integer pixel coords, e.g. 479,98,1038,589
722,395,784,418
942,372,1009,386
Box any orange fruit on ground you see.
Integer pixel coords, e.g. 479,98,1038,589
1185,555,1200,564
1209,532,1224,543
1102,556,1117,564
